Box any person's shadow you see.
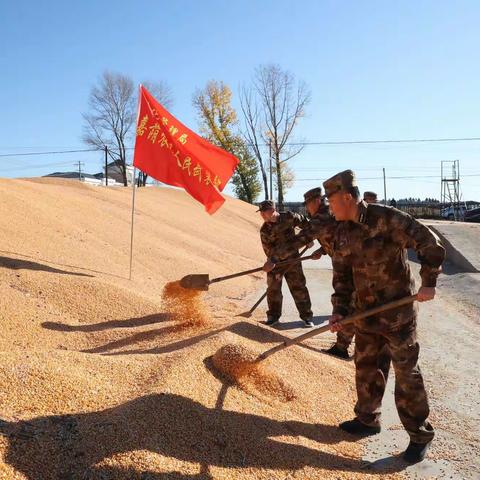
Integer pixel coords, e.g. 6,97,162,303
0,255,92,277
271,315,330,331
42,313,172,333
0,392,401,479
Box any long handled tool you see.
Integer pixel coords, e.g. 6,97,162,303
255,294,418,362
236,245,312,318
180,254,316,291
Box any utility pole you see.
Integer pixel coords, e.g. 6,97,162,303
269,139,273,200
76,161,85,181
104,146,108,186
383,168,387,206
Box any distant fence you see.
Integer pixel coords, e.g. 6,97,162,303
263,200,480,219
394,201,480,219
394,202,442,219
283,202,306,215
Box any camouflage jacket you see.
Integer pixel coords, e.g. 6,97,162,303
260,211,309,261
331,201,445,322
290,203,338,256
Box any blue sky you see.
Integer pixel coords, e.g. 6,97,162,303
1,0,479,201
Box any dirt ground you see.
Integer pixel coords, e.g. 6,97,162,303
259,252,480,479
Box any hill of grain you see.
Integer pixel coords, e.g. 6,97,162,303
0,178,400,479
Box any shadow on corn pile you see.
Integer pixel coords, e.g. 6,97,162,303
0,254,94,277
0,393,405,479
42,313,172,333
42,318,328,358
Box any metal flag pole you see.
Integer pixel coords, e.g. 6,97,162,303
129,167,137,280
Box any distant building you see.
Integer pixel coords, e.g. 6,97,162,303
100,161,135,185
44,161,135,186
43,171,103,185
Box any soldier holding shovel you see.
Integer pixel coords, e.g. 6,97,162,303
324,170,445,464
288,187,355,359
258,200,315,328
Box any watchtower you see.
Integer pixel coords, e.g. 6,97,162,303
440,160,461,220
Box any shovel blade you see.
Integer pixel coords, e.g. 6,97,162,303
236,310,253,318
180,274,210,291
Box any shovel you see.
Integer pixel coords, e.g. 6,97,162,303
180,254,316,291
255,294,418,362
236,245,313,318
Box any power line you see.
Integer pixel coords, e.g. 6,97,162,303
0,161,76,172
0,148,100,158
285,137,480,146
0,145,88,150
295,173,480,181
1,135,480,158
98,136,480,148
294,166,480,172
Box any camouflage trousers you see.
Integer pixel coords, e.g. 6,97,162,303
336,323,355,350
354,320,434,443
266,261,312,321
336,322,390,377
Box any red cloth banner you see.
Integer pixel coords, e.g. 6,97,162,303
133,85,239,214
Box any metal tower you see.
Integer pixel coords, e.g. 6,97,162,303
440,160,461,219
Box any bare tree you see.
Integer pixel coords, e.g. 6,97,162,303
241,64,310,208
83,72,135,186
239,85,270,200
83,72,173,186
142,80,173,110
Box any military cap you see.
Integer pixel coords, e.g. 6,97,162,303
256,200,275,212
363,191,378,202
323,170,357,197
303,187,323,205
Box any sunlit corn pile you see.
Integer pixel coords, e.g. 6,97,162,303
212,343,259,380
0,179,406,479
162,281,210,328
212,343,296,402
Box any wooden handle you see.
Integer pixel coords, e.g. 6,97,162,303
274,254,315,267
210,266,264,283
257,294,418,362
210,253,316,285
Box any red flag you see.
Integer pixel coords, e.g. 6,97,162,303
133,85,239,214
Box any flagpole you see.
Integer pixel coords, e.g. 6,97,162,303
129,167,137,280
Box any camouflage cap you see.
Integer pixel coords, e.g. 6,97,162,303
323,170,357,197
256,200,275,212
303,187,323,205
363,191,378,202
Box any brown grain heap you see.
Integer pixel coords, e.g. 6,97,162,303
162,280,210,328
212,343,259,381
0,179,405,479
212,343,296,402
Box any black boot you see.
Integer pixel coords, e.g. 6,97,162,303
403,440,432,464
322,343,350,359
265,316,279,326
339,418,381,436
303,318,314,328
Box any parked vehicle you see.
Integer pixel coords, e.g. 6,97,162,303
464,207,480,223
440,204,466,220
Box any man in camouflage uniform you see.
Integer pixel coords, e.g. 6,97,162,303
324,170,445,463
363,191,378,204
286,188,353,359
298,187,337,256
258,200,314,328
319,190,378,357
